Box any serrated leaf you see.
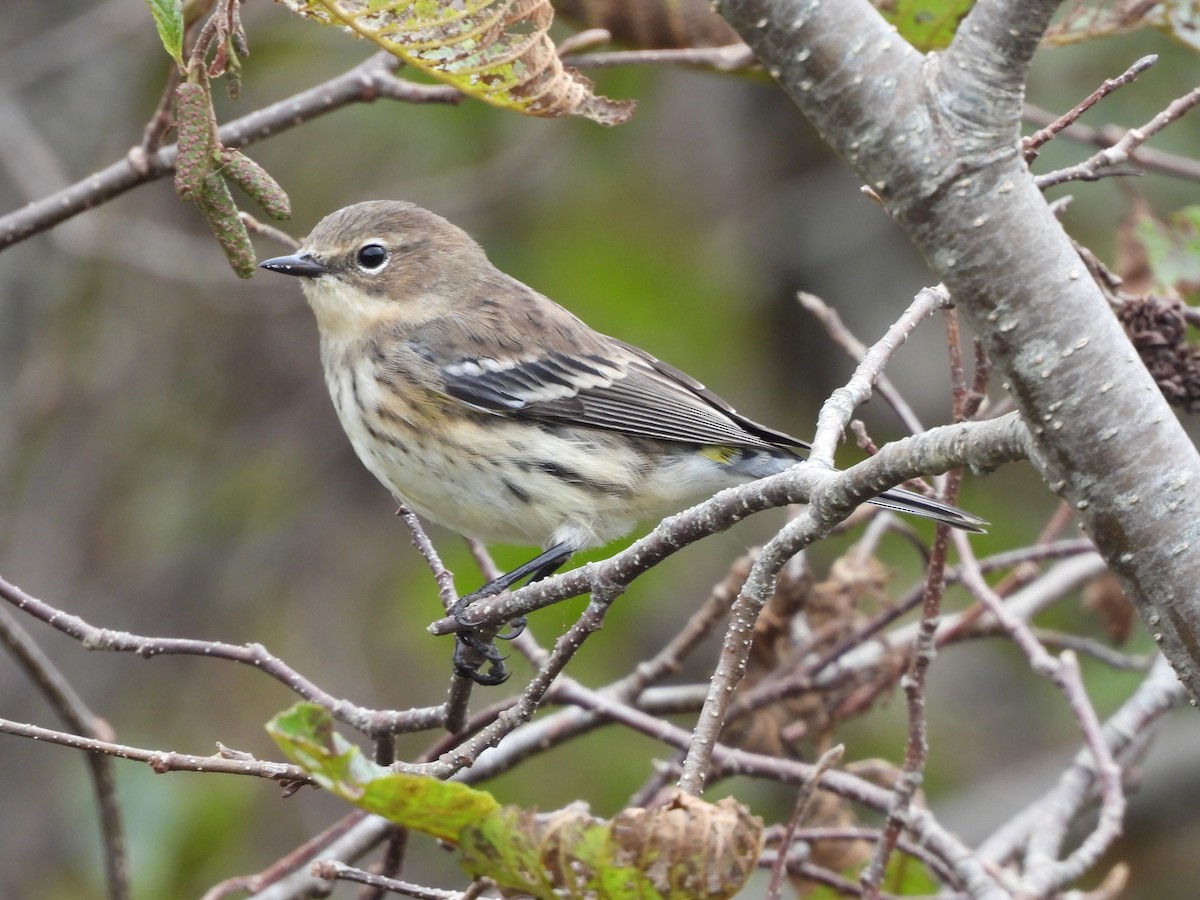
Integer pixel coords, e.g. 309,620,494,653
878,0,975,51
146,0,185,66
267,703,500,842
277,0,636,125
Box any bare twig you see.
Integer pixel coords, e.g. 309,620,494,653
564,43,756,71
978,654,1184,869
0,572,449,741
803,287,952,465
766,744,845,900
0,608,130,900
953,533,1127,892
200,811,377,900
0,718,310,784
1036,82,1200,189
1024,105,1200,182
1024,55,1157,160
797,291,931,439
860,498,953,899
398,505,458,612
0,53,460,250
311,860,462,899
420,586,626,779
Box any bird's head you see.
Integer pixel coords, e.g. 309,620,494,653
259,200,489,337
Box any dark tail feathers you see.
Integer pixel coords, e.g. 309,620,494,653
869,486,987,533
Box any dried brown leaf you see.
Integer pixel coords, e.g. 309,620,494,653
281,0,636,125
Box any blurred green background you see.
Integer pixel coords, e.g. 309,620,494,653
2,1,1200,897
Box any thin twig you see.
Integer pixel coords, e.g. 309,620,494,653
0,572,448,740
860,493,954,899
0,607,130,900
953,534,1127,892
1036,82,1200,189
799,290,924,436
419,582,628,780
1023,55,1157,160
312,860,462,899
977,654,1183,868
200,811,376,900
0,718,310,784
564,43,756,71
1024,105,1200,182
397,505,458,612
360,828,410,900
766,744,845,900
0,52,460,250
800,287,953,460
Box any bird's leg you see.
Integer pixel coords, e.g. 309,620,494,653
451,543,573,685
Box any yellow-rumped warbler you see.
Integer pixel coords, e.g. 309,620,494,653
261,200,984,683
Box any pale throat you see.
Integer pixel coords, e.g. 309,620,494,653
301,276,394,339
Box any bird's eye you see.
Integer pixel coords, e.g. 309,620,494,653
356,243,388,271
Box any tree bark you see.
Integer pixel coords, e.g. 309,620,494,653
719,0,1200,700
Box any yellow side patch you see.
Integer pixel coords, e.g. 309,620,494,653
699,445,738,465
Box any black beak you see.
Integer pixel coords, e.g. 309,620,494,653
259,253,330,277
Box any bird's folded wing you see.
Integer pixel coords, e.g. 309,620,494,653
436,340,807,452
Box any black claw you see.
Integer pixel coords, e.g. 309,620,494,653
453,634,510,685
443,542,574,687
457,630,506,661
495,616,527,641
458,659,510,686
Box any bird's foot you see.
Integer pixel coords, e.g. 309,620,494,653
453,629,510,686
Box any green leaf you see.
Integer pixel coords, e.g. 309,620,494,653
268,705,761,899
880,0,976,51
267,703,500,842
145,0,185,66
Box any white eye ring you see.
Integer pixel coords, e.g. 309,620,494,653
356,243,388,271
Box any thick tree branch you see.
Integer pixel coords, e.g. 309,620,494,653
719,0,1200,701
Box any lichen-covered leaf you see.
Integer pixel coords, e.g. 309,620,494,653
277,0,636,125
